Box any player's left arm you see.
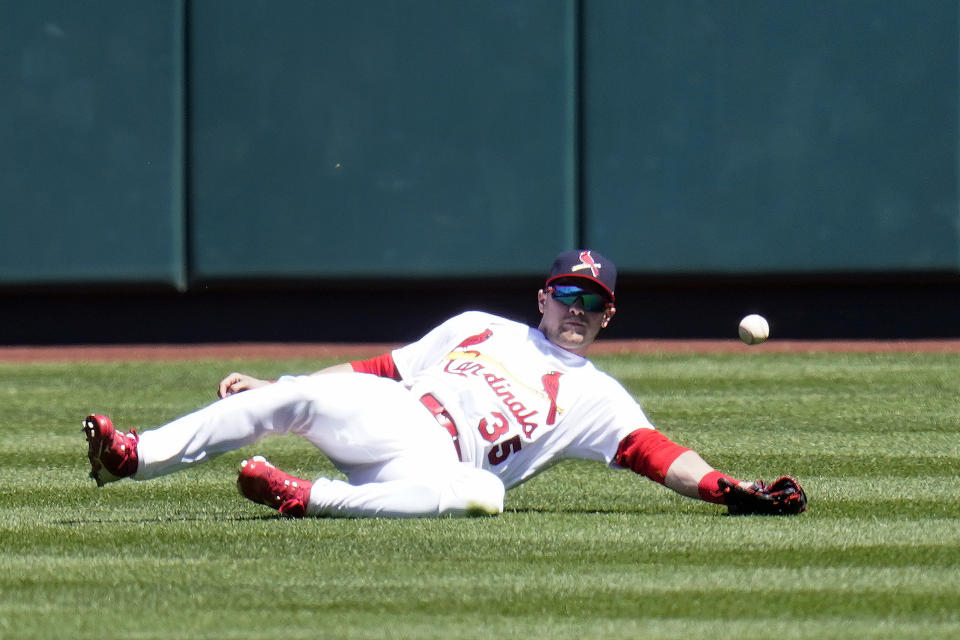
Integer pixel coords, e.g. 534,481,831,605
614,428,807,515
613,428,738,502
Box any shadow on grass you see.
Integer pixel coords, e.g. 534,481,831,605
51,513,286,525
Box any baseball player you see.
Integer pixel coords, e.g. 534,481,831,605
83,250,806,517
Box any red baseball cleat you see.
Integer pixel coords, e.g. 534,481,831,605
82,414,139,487
237,456,312,518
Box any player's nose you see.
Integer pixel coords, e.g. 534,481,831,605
568,298,587,314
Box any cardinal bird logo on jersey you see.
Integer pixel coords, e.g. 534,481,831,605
541,371,563,425
455,329,493,354
571,250,602,278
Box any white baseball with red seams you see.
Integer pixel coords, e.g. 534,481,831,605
738,314,770,345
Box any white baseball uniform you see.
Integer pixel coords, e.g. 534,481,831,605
133,311,656,517
393,311,653,486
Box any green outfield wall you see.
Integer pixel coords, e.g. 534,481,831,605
582,1,959,273
0,0,185,286
2,0,958,288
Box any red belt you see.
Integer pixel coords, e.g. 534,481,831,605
419,393,463,461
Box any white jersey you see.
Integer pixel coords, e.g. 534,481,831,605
392,311,653,489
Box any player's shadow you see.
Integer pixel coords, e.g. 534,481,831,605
52,514,288,525
504,505,710,516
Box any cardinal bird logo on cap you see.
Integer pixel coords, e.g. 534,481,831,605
572,251,601,278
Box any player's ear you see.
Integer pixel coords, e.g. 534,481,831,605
537,289,547,314
601,306,616,328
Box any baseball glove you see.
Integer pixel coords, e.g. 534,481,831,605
718,476,807,516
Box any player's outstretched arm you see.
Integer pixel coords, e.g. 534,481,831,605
614,428,806,515
614,429,739,501
663,449,742,499
663,448,806,514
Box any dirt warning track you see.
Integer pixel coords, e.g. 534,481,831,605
0,339,958,362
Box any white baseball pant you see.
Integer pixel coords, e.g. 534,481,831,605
133,373,505,518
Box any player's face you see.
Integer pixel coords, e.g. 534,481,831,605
537,280,615,355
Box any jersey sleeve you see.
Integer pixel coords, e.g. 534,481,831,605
563,374,655,465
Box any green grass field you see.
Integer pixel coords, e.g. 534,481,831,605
1,351,958,639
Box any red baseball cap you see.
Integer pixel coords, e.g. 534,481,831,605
545,249,616,302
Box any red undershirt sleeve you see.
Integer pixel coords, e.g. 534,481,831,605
614,428,690,485
614,428,738,505
349,352,402,381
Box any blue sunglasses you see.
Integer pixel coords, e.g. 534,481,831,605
549,285,610,312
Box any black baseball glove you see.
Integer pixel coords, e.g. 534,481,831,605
718,476,807,516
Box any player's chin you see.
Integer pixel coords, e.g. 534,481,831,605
558,328,587,345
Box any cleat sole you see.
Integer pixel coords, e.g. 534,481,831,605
81,414,135,487
82,418,105,487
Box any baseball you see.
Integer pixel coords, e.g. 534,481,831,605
738,314,769,345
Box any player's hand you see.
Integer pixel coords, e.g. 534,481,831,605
218,372,270,398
